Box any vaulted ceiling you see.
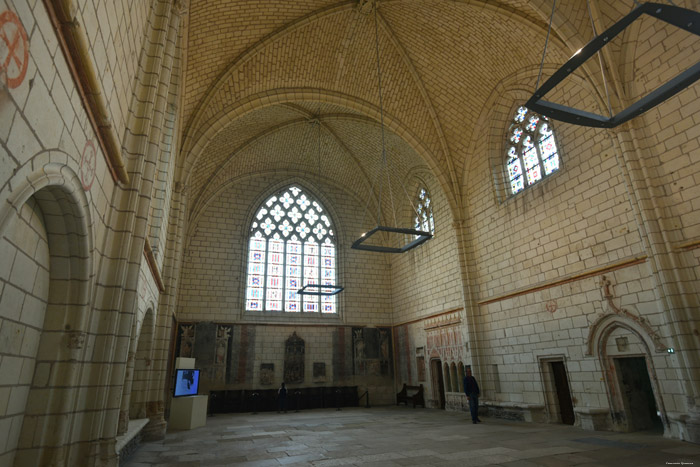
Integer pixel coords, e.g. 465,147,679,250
178,0,635,221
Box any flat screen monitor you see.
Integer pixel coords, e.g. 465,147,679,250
173,369,200,397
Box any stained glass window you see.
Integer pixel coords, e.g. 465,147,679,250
506,106,561,195
414,187,435,235
245,186,337,313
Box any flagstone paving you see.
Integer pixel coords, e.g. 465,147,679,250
125,406,700,466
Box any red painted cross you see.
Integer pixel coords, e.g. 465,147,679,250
0,10,29,89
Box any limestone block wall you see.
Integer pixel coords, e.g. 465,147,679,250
0,199,50,465
390,170,464,323
0,0,165,464
177,172,393,325
74,0,152,141
476,262,682,428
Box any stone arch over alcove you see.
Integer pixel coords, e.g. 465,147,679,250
587,313,668,434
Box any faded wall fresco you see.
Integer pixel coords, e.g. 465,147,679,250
353,327,392,377
284,332,305,384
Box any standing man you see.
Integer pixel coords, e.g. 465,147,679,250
278,382,288,413
463,367,481,424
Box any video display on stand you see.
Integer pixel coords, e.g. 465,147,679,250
173,369,200,397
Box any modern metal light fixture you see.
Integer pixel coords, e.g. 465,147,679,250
526,2,700,128
351,3,433,253
297,119,344,296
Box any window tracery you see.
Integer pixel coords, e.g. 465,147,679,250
506,106,561,195
413,187,435,235
245,186,337,313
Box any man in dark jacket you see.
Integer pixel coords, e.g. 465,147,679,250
463,368,481,424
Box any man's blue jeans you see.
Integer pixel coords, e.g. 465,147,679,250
468,393,479,422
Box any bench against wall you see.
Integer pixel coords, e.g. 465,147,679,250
396,384,425,408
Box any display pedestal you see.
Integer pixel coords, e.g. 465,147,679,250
169,395,208,430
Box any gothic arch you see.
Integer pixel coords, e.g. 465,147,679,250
0,161,95,465
587,313,669,433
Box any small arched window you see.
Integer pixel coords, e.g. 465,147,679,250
245,185,337,313
506,106,560,195
413,187,434,235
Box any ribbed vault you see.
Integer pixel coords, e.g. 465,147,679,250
179,0,642,223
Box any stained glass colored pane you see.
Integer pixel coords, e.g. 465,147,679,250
287,240,301,254
523,148,539,170
508,158,522,179
543,154,560,175
538,134,557,159
511,127,522,143
246,185,337,313
247,288,263,300
268,264,283,277
267,275,282,289
304,265,318,280
527,166,542,185
414,186,435,236
249,249,265,263
526,116,539,132
248,262,263,275
247,275,263,288
321,295,335,314
511,176,524,194
304,242,318,256
505,107,561,196
269,252,283,265
286,277,301,291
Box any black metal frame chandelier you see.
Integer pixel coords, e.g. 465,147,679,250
297,119,345,296
351,3,433,253
526,2,700,128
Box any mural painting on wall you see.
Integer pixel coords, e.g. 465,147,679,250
416,347,426,382
313,362,326,383
179,325,195,358
260,363,274,385
353,327,392,377
213,325,232,382
426,325,464,363
284,332,305,384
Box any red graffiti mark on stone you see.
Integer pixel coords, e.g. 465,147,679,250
80,140,97,190
0,10,29,89
545,299,557,313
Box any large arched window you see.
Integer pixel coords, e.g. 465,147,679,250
506,106,560,195
413,187,434,235
245,185,337,313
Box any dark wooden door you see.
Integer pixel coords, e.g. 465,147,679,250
431,359,446,409
615,357,662,431
551,361,575,425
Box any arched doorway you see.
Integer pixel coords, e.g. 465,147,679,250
0,175,93,465
118,307,155,434
588,314,667,434
130,310,156,421
430,359,445,409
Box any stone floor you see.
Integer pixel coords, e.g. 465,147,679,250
125,407,700,466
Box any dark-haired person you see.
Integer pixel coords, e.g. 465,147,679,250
277,382,288,413
463,368,481,424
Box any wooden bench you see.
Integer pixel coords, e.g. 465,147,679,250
396,383,425,408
